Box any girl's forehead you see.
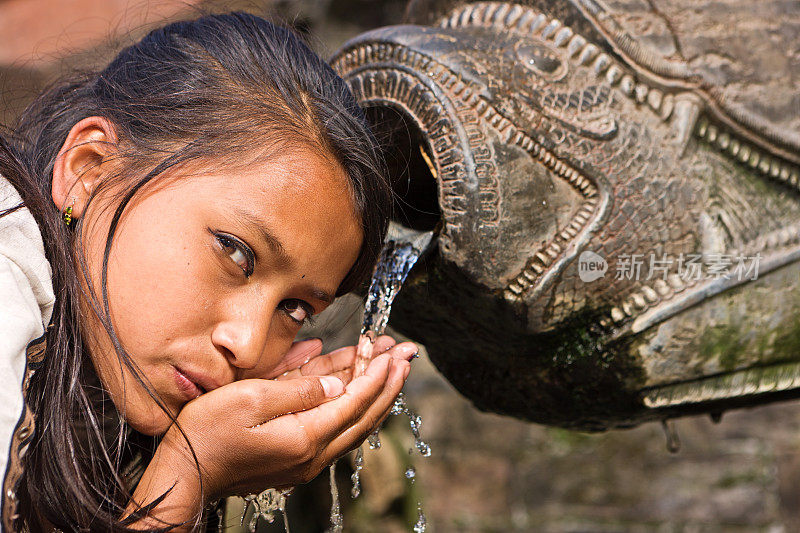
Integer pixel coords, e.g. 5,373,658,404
191,151,358,231
196,146,348,191
146,148,346,210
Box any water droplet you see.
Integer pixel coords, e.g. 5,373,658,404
283,509,291,533
241,495,254,527
405,466,416,481
216,503,224,533
391,403,404,416
329,462,343,533
367,430,381,449
413,504,427,533
661,419,681,454
417,442,432,457
351,447,364,499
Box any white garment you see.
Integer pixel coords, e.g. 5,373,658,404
0,175,55,495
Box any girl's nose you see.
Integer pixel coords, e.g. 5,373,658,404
210,302,273,371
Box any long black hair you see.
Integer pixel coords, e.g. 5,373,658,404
1,11,390,531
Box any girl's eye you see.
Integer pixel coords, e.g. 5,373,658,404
280,299,313,325
213,232,254,277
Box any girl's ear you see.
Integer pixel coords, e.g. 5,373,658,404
51,116,118,221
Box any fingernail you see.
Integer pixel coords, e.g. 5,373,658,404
402,362,411,380
320,376,344,398
301,337,323,343
396,344,418,359
379,342,397,354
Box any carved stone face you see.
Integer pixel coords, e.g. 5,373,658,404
333,1,800,429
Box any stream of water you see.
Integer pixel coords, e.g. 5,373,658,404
328,226,434,533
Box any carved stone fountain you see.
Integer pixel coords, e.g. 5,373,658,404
332,0,800,430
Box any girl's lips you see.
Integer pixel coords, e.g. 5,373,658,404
172,366,203,400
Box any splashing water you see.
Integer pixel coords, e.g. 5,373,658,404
391,393,432,457
328,225,434,532
241,489,292,533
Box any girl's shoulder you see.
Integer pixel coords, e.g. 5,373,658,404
0,173,56,531
0,173,55,329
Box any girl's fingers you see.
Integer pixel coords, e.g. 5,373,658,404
275,339,417,382
323,358,409,461
212,375,343,427
373,335,397,355
275,345,355,381
300,345,357,376
280,353,396,443
301,339,415,375
265,338,324,379
329,367,354,385
297,335,397,377
382,341,418,361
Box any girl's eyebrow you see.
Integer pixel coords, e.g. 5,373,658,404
311,288,335,304
232,206,335,304
232,206,290,263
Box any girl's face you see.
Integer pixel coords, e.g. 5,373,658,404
76,146,363,435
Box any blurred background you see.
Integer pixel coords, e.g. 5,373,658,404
3,1,800,531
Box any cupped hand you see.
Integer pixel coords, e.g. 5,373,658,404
128,340,416,526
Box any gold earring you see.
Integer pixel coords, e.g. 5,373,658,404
63,198,75,227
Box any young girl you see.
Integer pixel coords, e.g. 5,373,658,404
0,11,416,531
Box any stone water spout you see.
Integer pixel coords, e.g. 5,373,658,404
331,0,800,430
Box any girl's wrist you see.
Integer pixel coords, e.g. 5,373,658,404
124,434,205,530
